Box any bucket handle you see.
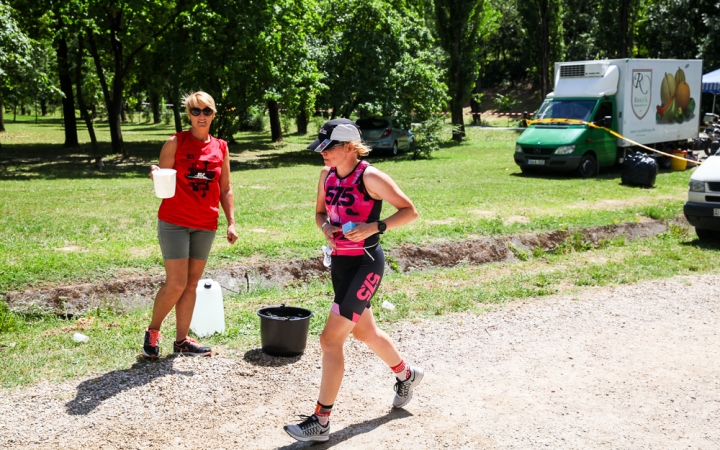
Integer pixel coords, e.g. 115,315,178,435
279,304,290,321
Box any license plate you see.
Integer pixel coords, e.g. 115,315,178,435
714,209,720,217
527,159,545,165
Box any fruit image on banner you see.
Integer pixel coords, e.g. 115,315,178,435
656,67,696,124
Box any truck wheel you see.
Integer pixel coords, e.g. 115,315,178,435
520,166,539,175
576,154,598,178
696,228,717,241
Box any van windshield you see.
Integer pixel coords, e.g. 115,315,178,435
536,100,597,122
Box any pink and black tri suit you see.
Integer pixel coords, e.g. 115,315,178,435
324,160,385,323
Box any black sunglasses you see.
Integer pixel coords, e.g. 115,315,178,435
189,107,214,117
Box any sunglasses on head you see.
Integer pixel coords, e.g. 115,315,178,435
189,107,214,117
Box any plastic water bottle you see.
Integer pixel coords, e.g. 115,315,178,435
72,333,89,343
381,301,396,311
322,245,332,268
190,279,225,337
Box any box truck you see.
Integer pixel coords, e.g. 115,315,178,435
514,59,703,177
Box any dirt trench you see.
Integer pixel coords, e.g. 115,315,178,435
3,219,675,315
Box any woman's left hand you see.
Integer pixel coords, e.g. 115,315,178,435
227,224,239,244
343,222,378,242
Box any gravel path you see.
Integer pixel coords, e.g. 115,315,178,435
2,274,719,449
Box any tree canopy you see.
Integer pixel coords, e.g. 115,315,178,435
2,0,720,154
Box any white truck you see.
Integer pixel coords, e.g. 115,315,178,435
514,59,703,176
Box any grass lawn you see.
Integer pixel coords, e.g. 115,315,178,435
1,113,717,389
0,114,692,294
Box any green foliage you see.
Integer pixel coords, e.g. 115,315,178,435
317,0,447,124
411,115,445,158
493,93,520,112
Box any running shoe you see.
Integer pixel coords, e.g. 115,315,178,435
142,328,160,359
284,414,330,442
173,337,212,356
393,365,424,408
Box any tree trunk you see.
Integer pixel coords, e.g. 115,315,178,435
76,35,102,169
0,92,5,132
56,34,79,147
87,29,125,157
619,0,631,57
151,91,161,124
451,97,465,141
539,0,551,98
268,99,282,143
470,75,482,125
170,88,182,132
296,109,308,135
41,98,48,116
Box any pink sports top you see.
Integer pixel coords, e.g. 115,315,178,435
324,160,383,256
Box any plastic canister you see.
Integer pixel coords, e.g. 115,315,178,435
671,150,687,171
190,279,225,338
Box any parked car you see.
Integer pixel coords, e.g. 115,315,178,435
684,154,720,240
356,117,414,156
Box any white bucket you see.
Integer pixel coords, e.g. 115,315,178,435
152,168,177,198
190,279,225,338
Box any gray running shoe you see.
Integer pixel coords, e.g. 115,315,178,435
393,365,424,408
284,414,330,442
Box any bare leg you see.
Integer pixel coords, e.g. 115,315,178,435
148,258,189,331
173,258,208,341
351,307,402,367
317,312,356,406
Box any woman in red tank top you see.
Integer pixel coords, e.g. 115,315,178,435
142,91,238,359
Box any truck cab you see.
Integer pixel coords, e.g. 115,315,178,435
515,97,617,177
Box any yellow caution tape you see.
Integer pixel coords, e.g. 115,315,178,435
525,118,700,165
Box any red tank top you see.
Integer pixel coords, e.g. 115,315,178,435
324,160,383,256
158,131,227,230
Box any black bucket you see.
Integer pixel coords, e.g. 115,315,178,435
257,305,313,357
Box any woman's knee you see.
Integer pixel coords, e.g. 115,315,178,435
162,277,188,295
352,325,379,344
320,331,345,354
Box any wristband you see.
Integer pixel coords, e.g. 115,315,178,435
321,221,329,230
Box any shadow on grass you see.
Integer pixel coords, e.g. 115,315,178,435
275,409,413,449
65,357,194,415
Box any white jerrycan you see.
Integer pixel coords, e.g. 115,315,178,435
190,279,225,338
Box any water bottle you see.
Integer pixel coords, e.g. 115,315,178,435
381,301,396,311
190,279,225,337
72,333,89,343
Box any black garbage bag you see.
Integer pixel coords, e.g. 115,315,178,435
621,152,658,187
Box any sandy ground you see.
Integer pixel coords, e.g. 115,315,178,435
1,274,719,449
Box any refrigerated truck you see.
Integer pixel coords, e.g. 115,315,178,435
514,59,703,177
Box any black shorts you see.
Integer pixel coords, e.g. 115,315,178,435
330,245,385,323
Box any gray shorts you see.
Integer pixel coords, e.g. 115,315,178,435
157,219,216,260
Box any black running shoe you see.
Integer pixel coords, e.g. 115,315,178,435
142,328,160,359
173,337,212,356
284,414,330,442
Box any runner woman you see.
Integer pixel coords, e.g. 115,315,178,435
284,119,423,442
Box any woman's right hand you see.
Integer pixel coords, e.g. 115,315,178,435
149,165,160,179
322,223,340,250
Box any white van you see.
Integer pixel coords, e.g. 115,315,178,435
684,155,720,240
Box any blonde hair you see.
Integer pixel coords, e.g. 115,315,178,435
348,141,372,157
183,91,217,115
